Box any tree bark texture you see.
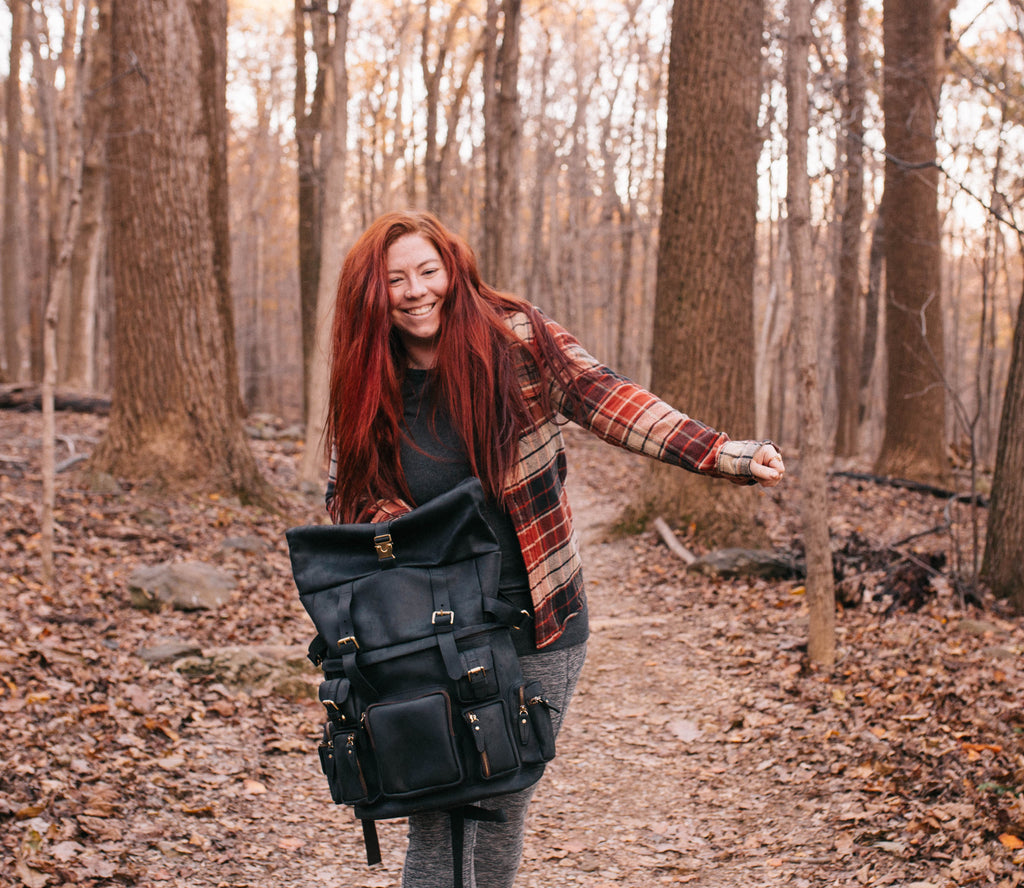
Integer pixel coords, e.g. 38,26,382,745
91,0,269,501
982,277,1024,611
294,0,328,423
421,0,471,216
480,0,522,291
833,0,867,459
2,0,25,383
787,0,836,667
645,0,766,546
299,0,352,489
58,0,112,392
875,0,949,483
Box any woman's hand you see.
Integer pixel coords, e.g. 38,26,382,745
750,443,785,487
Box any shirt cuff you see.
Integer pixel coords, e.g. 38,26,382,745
716,439,774,481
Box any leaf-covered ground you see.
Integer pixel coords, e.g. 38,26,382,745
2,413,1022,887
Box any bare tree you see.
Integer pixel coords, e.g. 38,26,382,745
480,0,522,290
2,0,25,382
787,0,836,667
421,0,473,216
982,245,1024,612
833,0,867,458
875,0,952,483
89,0,272,504
294,0,330,421
298,0,353,490
644,0,766,545
59,0,112,393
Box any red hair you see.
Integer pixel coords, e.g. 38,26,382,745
324,211,540,523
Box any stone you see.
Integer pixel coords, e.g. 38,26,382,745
686,547,801,580
137,640,204,663
127,561,235,612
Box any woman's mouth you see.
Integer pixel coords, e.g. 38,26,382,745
404,302,436,317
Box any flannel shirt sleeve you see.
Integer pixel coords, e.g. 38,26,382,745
533,312,755,481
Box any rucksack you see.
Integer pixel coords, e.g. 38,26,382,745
285,477,557,882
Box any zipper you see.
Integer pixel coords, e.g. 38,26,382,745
517,687,531,744
466,711,491,777
345,732,369,796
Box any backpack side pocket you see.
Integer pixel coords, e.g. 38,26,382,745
513,680,557,764
320,722,376,805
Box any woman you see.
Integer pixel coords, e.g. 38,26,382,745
323,210,785,888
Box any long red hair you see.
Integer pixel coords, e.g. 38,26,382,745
324,211,539,522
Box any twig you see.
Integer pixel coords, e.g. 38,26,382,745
652,517,696,564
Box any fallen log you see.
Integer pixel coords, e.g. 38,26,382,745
0,383,110,414
831,470,987,507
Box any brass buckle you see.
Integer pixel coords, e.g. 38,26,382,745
337,635,359,650
373,533,394,561
467,666,487,682
432,610,454,626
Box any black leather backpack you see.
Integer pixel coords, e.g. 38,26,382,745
286,477,556,883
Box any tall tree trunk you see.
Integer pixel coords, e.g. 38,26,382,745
299,0,353,490
421,0,469,215
982,271,1024,612
788,0,836,667
90,0,271,504
833,0,867,459
41,46,87,585
875,0,949,483
294,0,328,423
59,0,112,392
480,0,522,290
861,207,884,433
2,0,25,382
644,0,766,546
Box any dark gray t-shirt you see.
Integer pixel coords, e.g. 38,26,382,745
399,368,587,655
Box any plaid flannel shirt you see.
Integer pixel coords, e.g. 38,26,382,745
326,307,761,648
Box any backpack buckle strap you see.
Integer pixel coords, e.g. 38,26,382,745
432,609,455,628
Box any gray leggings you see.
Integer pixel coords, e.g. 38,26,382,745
400,641,587,888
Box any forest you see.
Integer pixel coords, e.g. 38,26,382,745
2,0,1024,885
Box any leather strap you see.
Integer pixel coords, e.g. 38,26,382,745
361,819,382,866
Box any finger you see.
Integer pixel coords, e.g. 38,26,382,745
750,462,780,484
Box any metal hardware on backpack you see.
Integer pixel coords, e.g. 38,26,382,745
286,477,556,881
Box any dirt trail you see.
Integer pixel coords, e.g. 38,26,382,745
515,429,844,888
4,414,1021,888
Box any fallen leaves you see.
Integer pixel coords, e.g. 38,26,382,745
2,415,1023,888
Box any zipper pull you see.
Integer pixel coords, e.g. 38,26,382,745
529,694,560,713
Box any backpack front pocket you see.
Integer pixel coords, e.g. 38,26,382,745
364,692,463,798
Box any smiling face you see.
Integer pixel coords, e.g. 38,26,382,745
386,233,450,369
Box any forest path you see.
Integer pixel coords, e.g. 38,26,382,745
3,414,1020,888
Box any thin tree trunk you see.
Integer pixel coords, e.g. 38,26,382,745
60,0,111,392
2,0,25,383
299,0,353,490
421,0,469,215
834,0,866,458
295,0,328,422
787,0,836,667
982,269,1024,612
480,0,522,290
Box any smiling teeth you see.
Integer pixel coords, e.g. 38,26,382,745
407,305,433,316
